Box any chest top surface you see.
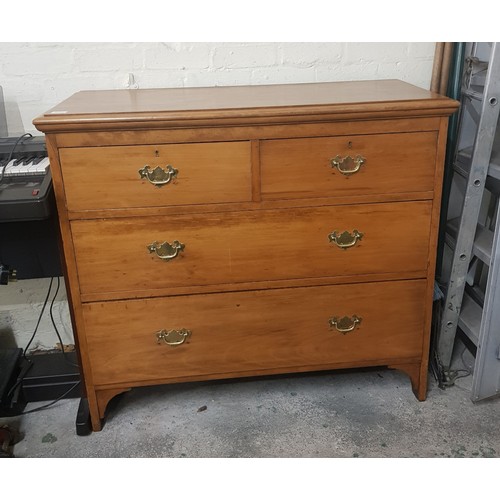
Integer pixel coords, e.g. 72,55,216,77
33,80,458,132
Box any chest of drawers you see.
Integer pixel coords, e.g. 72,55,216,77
34,80,458,431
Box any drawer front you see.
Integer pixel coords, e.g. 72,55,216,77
72,201,432,297
260,132,437,200
83,280,426,386
59,141,252,211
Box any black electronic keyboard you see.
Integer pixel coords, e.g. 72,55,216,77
0,135,53,222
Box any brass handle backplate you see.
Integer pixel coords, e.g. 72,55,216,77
156,328,191,346
328,230,363,249
147,240,185,260
329,315,362,334
139,165,178,187
331,155,365,176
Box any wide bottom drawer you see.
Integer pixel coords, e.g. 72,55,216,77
83,280,427,386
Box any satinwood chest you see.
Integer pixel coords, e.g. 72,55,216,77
34,80,458,431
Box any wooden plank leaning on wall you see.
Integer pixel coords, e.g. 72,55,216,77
431,42,455,94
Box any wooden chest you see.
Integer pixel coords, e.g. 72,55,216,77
34,80,458,431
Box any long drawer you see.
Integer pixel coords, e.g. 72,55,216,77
59,141,252,211
83,280,426,386
71,201,432,297
260,131,437,200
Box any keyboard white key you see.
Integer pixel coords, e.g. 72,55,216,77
17,163,31,174
34,156,50,174
3,159,18,176
2,156,49,177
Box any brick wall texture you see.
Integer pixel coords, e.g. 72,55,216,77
0,42,436,135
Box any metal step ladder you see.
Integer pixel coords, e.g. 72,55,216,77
436,42,500,401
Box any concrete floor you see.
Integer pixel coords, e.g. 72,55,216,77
2,357,500,458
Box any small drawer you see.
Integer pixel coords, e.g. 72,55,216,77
71,201,432,298
59,141,252,211
260,132,437,200
83,280,426,386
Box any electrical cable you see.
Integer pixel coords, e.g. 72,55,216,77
451,370,471,382
7,276,81,414
17,381,81,415
6,277,54,399
440,345,472,387
0,133,33,184
23,276,54,360
49,275,79,368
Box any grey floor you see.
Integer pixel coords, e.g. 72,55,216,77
2,348,500,458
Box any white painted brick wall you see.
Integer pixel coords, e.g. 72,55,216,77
0,42,436,136
0,42,436,351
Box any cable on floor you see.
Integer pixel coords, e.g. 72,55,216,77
18,381,81,415
7,276,81,414
6,276,55,399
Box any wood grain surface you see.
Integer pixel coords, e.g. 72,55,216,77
83,280,427,386
33,80,459,132
70,201,432,297
261,131,438,200
59,141,252,211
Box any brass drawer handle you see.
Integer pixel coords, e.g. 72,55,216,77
331,155,365,176
147,240,185,260
139,165,178,187
329,315,362,334
156,328,191,346
328,230,363,249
